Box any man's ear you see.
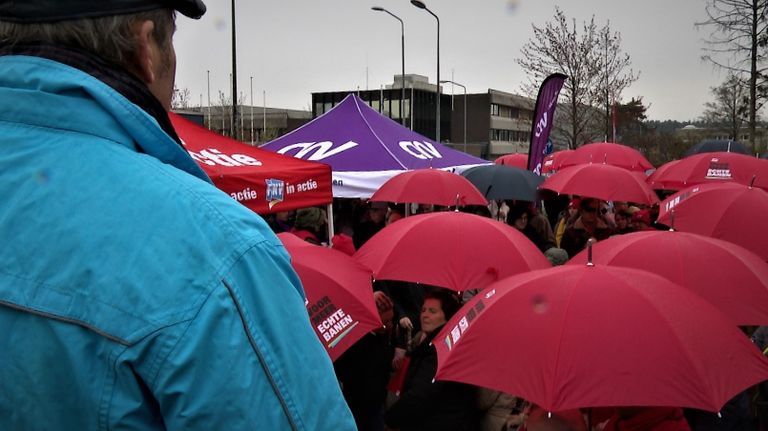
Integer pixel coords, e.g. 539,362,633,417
134,20,156,84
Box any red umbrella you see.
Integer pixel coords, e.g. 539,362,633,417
568,230,768,325
647,152,768,191
369,168,488,207
171,113,333,214
541,150,574,175
494,153,528,169
354,212,550,292
646,159,682,190
434,265,768,412
540,163,659,205
277,233,382,361
558,142,653,172
657,182,768,260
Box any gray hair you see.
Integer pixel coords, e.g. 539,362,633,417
0,9,176,75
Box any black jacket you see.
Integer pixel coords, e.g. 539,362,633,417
385,326,478,431
334,331,394,430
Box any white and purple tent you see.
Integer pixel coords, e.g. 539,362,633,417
260,94,489,198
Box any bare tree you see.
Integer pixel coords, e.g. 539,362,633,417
171,86,192,110
517,7,638,148
701,73,750,140
697,0,768,153
596,24,639,141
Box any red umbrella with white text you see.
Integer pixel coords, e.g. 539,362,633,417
434,264,768,412
277,233,381,361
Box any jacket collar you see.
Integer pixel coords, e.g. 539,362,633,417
0,42,210,183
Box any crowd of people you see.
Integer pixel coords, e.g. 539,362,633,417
268,196,768,431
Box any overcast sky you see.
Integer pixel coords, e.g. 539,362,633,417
174,0,725,122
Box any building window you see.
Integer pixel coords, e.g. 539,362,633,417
490,103,500,116
381,96,391,117
391,98,400,119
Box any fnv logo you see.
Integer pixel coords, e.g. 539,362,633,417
399,141,443,160
265,179,285,208
277,141,358,161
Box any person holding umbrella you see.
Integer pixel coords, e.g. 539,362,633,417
385,290,478,431
630,209,655,232
506,201,555,252
600,407,691,430
560,198,614,258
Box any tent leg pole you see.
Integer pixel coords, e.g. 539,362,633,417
326,202,335,247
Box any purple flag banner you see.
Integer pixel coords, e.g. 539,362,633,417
527,73,567,174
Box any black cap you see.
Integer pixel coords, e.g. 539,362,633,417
0,0,207,23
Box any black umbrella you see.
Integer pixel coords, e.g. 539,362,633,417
684,139,750,157
460,164,544,202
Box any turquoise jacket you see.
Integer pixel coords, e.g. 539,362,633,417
0,54,355,430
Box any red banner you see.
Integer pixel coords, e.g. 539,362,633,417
170,113,332,214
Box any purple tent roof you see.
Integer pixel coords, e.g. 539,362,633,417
261,94,488,172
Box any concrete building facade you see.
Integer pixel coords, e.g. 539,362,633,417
312,74,452,143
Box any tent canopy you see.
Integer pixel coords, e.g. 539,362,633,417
260,94,489,197
171,113,332,214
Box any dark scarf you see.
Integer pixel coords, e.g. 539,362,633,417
0,42,182,149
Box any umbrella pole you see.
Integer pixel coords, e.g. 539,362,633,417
326,203,335,247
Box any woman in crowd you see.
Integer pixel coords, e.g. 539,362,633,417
506,201,555,252
385,290,478,431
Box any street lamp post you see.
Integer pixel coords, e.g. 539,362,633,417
230,0,238,140
371,6,406,126
410,0,439,142
262,90,266,142
440,80,466,153
250,76,254,144
206,70,211,130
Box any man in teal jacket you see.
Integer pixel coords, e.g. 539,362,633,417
0,1,354,429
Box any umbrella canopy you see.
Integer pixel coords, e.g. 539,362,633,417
171,113,332,214
646,159,682,190
646,152,768,191
541,149,574,175
684,139,750,157
354,211,550,293
434,264,768,412
568,230,768,325
369,169,488,207
657,182,768,261
277,233,382,361
558,142,653,172
461,164,544,202
540,163,659,205
260,94,489,198
494,153,528,169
